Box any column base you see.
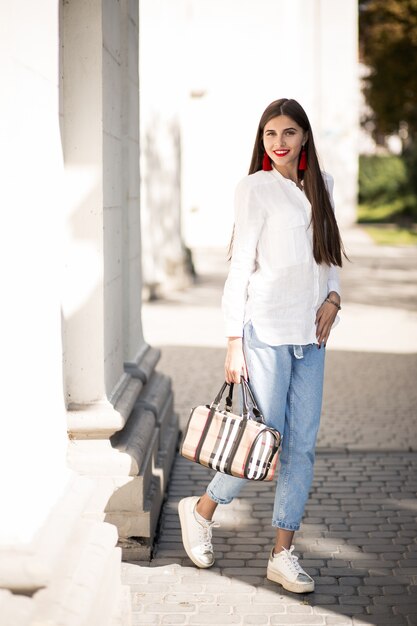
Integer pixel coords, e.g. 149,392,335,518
67,344,179,560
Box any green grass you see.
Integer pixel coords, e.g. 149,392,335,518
357,154,417,242
357,195,417,223
363,226,417,246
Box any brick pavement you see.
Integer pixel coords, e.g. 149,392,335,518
122,228,417,625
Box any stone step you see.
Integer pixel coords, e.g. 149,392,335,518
110,585,132,626
116,421,179,561
32,505,126,625
1,475,130,626
0,589,34,626
0,474,95,596
35,520,121,626
35,474,99,573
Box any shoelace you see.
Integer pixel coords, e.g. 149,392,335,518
198,519,219,554
280,545,303,575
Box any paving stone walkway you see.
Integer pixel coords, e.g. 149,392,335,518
122,228,417,626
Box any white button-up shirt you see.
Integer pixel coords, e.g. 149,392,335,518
222,167,340,345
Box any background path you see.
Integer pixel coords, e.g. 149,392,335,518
122,227,417,625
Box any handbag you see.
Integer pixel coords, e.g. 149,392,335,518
180,378,281,481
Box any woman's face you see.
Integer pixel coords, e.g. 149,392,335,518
262,115,308,171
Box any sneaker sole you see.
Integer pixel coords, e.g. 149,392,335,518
178,498,214,569
267,567,315,593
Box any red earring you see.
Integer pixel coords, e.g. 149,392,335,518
262,152,272,171
298,145,307,171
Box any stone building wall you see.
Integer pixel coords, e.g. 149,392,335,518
0,1,178,624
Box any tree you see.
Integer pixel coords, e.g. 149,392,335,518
359,0,417,143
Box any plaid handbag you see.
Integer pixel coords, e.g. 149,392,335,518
180,379,281,481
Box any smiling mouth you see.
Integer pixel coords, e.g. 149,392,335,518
273,150,290,157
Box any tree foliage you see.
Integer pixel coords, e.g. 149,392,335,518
359,0,417,141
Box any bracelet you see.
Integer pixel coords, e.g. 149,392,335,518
325,297,341,310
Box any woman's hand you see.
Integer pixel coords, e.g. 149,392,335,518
315,291,341,347
224,337,248,384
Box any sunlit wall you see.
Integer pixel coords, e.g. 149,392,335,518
140,0,358,250
0,0,71,546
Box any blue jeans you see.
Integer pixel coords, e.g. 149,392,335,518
206,321,325,531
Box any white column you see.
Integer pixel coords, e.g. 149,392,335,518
0,6,129,622
61,0,178,557
62,0,142,438
0,0,70,551
122,0,145,361
139,0,190,298
318,0,359,226
62,0,107,406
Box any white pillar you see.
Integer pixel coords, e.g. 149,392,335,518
62,0,178,559
0,4,129,623
62,0,113,406
318,0,359,227
121,0,145,360
0,0,177,619
62,0,143,437
0,0,70,555
139,0,191,298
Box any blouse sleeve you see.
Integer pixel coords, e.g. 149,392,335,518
221,179,265,337
324,172,341,296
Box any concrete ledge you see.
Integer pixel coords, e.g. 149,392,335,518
156,418,180,494
0,550,50,596
66,348,179,574
0,475,94,594
33,522,121,625
104,416,178,516
0,475,127,626
113,377,144,422
117,537,152,562
67,439,139,476
135,371,172,417
67,400,127,438
125,345,161,383
110,407,156,474
108,474,163,539
0,590,34,626
108,421,179,554
67,375,143,438
107,428,160,518
155,390,175,445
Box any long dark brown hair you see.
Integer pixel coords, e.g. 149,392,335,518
232,98,346,267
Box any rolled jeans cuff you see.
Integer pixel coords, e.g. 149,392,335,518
206,487,233,505
272,520,300,531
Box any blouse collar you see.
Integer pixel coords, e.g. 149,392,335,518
270,166,299,187
269,166,306,196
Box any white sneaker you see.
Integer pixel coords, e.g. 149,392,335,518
178,496,219,568
267,545,315,593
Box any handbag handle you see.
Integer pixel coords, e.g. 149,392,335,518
210,378,265,423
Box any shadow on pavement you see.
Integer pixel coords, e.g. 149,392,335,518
123,342,417,625
125,451,417,626
124,236,417,624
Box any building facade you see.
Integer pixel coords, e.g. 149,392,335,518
0,1,178,624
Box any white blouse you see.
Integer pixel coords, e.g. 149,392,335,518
222,167,340,346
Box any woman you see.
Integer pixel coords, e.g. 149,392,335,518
178,98,346,593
